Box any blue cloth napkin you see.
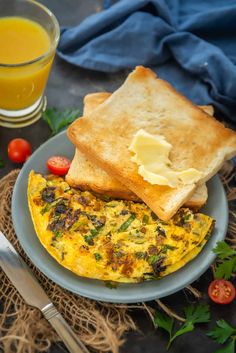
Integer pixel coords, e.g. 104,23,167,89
57,0,236,123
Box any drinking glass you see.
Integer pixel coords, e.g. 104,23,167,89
0,0,60,127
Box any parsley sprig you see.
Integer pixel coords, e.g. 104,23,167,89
213,241,236,279
42,108,80,135
207,319,236,353
154,304,210,349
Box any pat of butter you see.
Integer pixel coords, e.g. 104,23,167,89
129,129,202,188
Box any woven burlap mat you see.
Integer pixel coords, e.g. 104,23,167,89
0,164,235,353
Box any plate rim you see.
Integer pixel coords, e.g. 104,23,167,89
11,130,229,303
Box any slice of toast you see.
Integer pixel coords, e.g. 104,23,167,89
67,148,208,207
66,148,139,200
68,66,236,220
66,92,211,207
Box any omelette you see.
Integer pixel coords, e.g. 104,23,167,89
27,171,214,283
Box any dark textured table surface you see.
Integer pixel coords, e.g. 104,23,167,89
0,1,235,353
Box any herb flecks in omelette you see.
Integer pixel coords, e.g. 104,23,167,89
28,171,215,283
41,186,56,203
94,253,102,261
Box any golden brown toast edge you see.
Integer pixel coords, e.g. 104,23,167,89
67,92,212,206
67,67,236,220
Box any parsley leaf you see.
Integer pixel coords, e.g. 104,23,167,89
168,305,210,349
214,339,236,353
213,241,236,279
207,320,236,344
154,304,210,349
168,323,194,348
213,241,236,259
207,320,236,353
154,311,174,340
42,108,80,135
215,257,236,280
0,157,4,168
184,304,210,324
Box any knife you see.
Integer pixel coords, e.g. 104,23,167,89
0,231,90,353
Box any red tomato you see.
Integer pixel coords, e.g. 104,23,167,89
208,279,236,304
47,156,71,176
8,138,32,163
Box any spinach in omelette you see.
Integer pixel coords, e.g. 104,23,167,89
28,171,214,283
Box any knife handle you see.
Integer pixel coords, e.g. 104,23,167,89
42,303,90,353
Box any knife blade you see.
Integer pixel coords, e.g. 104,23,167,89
0,231,90,353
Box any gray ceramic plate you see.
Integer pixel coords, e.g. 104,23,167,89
12,130,228,303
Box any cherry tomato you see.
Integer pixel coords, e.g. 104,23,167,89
8,138,32,163
47,156,71,176
208,279,236,304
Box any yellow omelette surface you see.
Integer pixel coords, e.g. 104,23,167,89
27,171,214,283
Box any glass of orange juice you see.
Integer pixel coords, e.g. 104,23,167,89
0,0,60,127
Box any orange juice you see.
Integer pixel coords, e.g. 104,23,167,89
0,17,53,111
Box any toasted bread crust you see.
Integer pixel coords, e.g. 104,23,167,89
199,105,214,116
68,66,236,220
84,92,111,115
66,149,139,201
67,92,211,206
184,183,208,208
